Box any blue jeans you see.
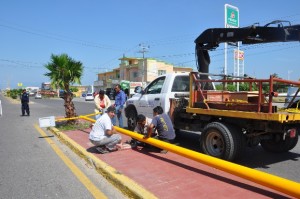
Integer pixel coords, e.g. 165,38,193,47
112,105,123,128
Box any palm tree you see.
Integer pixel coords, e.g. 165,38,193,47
44,54,83,121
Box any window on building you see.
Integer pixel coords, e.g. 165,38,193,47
158,70,166,76
133,72,138,78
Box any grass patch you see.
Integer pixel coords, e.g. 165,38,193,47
56,120,91,131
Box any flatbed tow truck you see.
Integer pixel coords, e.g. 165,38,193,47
125,20,300,161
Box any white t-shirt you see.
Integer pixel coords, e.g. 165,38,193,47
134,117,152,135
89,113,112,141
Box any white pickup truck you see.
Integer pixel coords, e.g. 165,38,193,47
125,72,191,130
125,71,300,161
284,86,300,108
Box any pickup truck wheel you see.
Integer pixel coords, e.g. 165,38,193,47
200,122,245,161
260,131,299,152
126,108,137,131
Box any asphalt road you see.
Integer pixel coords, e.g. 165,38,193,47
0,94,126,199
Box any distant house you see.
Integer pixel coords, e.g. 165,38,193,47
41,82,51,90
26,86,40,96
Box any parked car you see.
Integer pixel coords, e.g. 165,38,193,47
59,90,74,99
85,93,94,101
105,88,116,100
35,93,42,99
284,86,300,108
29,91,35,97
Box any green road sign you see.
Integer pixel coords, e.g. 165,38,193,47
225,5,239,28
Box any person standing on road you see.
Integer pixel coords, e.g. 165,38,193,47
89,106,122,153
20,89,30,116
94,89,111,119
112,84,126,128
144,106,176,153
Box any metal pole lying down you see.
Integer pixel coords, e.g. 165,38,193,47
59,114,300,198
114,126,300,199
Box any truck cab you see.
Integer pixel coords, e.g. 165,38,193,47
125,72,190,130
284,86,300,108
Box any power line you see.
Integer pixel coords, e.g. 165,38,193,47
0,23,126,52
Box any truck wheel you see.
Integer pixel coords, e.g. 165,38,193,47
260,131,299,152
126,108,137,131
200,122,245,161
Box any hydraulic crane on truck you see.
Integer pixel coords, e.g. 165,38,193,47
195,20,300,75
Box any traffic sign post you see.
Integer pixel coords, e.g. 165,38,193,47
224,4,240,90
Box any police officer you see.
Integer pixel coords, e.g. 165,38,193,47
21,89,30,116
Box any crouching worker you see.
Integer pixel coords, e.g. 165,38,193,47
128,114,154,147
89,106,122,154
144,106,176,154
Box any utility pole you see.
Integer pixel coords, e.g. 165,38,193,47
139,43,150,84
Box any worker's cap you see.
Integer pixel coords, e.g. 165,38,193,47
99,89,105,95
106,106,116,113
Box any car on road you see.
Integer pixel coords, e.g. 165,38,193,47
35,93,42,99
59,90,74,99
85,93,94,101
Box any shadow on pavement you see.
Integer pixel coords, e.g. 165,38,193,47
132,146,290,199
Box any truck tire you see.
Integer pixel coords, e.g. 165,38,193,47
200,122,245,161
126,107,137,131
260,131,299,153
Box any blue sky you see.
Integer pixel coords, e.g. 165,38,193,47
1,1,300,89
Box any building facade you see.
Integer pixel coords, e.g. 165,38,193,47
94,56,193,91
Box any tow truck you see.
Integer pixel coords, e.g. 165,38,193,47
125,20,300,161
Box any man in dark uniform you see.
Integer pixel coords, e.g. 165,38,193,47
21,89,30,116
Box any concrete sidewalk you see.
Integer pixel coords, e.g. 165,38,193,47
49,126,294,199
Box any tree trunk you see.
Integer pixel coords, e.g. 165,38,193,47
64,92,77,124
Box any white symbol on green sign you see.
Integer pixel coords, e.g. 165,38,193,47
226,7,239,27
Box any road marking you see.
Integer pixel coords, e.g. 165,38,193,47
34,124,107,199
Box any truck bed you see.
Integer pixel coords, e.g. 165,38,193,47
187,72,300,123
186,106,300,123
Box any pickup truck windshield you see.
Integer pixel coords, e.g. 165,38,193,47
146,76,166,94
